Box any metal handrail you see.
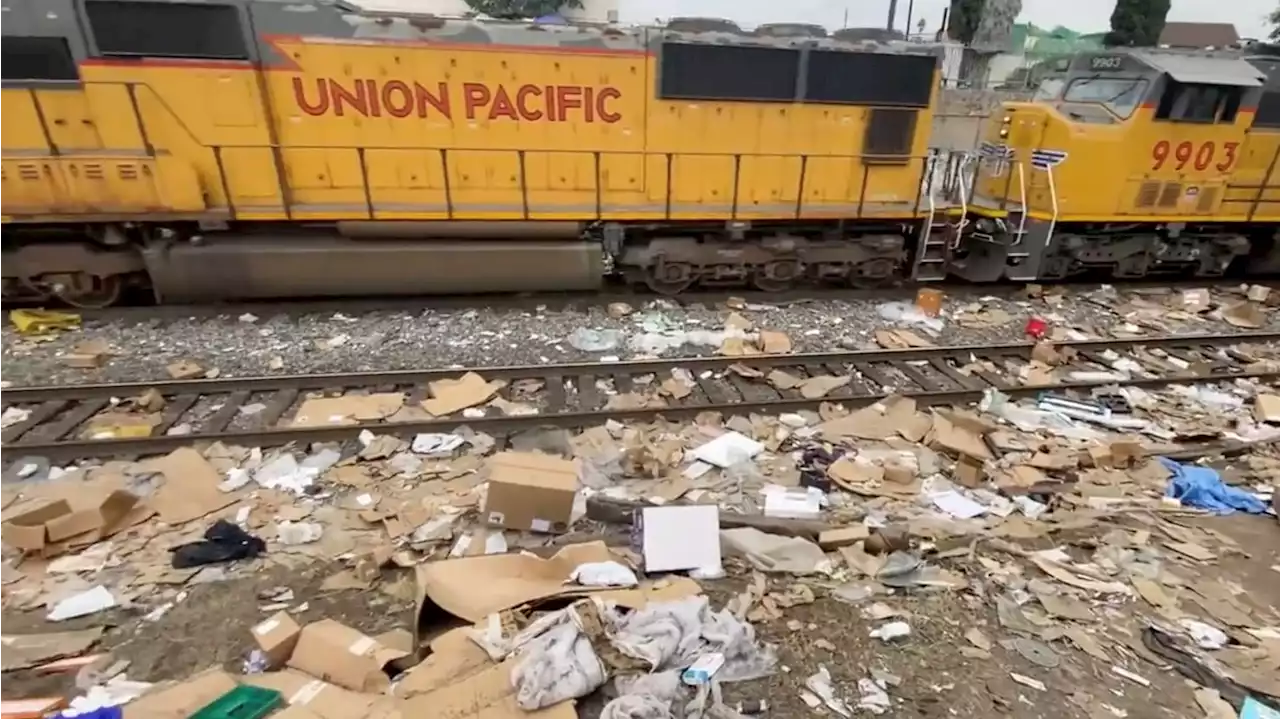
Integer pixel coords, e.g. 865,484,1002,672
950,152,972,249
1045,164,1059,247
1014,161,1027,246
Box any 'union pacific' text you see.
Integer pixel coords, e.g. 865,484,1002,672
291,78,623,123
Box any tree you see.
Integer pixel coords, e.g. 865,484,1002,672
1271,2,1280,41
464,0,582,19
1104,0,1171,47
947,0,986,44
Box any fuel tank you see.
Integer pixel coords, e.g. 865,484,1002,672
143,235,603,301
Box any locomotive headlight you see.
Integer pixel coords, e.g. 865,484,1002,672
1002,115,1011,123
999,128,1009,138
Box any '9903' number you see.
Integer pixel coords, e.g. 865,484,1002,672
1152,140,1238,172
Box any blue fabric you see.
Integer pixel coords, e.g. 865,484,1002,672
53,709,124,719
1161,457,1269,515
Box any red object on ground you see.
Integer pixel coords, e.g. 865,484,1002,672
1025,316,1048,338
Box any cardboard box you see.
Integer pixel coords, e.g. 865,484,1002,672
252,611,303,670
243,669,394,719
1256,394,1280,424
1,500,73,552
1109,438,1145,467
286,620,407,693
1,489,139,554
482,451,577,533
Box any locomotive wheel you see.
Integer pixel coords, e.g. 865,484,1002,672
848,259,897,288
644,260,694,295
751,261,801,292
30,272,124,309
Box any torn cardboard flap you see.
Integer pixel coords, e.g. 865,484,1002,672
122,668,239,719
0,627,104,672
293,393,406,427
482,451,578,533
243,668,395,719
396,657,576,719
287,619,408,693
146,447,237,526
927,414,993,461
413,541,615,628
422,373,505,417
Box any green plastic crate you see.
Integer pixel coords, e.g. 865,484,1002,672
189,686,282,719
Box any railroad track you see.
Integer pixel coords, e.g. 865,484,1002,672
32,278,1261,322
3,331,1278,463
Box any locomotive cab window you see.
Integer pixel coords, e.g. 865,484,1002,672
1061,77,1147,119
1154,82,1242,124
84,0,249,60
1,36,79,82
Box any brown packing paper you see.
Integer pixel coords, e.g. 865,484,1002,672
146,447,237,526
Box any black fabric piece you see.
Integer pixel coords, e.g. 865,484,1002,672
798,446,840,492
170,519,266,568
1141,626,1280,712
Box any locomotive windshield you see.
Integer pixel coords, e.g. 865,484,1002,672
1062,77,1148,118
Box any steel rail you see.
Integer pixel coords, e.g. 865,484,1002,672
3,331,1277,463
6,331,1278,403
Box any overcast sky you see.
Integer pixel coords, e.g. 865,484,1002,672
619,0,1273,37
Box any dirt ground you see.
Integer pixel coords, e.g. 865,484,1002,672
4,512,1276,718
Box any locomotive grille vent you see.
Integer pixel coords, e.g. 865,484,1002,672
1195,187,1217,212
84,164,105,180
18,164,40,180
1157,183,1183,208
1134,181,1160,208
117,164,139,180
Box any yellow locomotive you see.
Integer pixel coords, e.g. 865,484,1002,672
954,49,1280,283
1,0,941,304
0,0,1276,306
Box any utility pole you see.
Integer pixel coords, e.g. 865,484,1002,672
886,0,898,31
904,0,914,38
842,7,848,28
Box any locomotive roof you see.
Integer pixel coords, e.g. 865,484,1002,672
313,3,947,58
1128,49,1265,86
